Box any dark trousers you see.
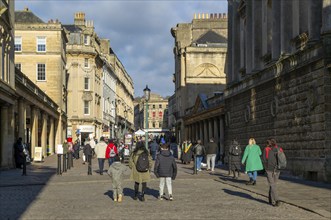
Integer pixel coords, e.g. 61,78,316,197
74,149,79,159
134,182,147,194
266,170,280,204
22,157,27,176
87,155,92,175
98,158,105,174
63,154,67,172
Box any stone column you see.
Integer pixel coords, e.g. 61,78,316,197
245,0,253,73
203,120,208,146
292,0,300,38
180,50,186,87
0,106,10,167
299,0,309,33
208,119,213,140
232,0,240,81
322,0,331,35
272,0,281,60
281,0,293,55
41,112,48,158
252,0,262,71
18,98,26,142
213,118,219,145
55,114,63,146
308,0,323,41
219,117,225,160
228,0,233,82
199,121,203,142
30,106,39,159
49,117,55,154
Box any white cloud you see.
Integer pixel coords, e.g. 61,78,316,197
15,0,227,97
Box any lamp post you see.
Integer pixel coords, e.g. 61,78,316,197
143,85,151,150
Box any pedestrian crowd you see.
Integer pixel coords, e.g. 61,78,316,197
47,135,285,207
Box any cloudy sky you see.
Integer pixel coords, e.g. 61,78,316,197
15,0,228,98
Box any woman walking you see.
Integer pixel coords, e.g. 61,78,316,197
129,141,153,201
241,138,263,185
228,139,242,179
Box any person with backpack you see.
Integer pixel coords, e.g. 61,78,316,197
241,138,264,185
206,137,218,172
262,138,285,207
192,139,206,172
228,139,242,179
154,143,177,201
106,139,118,167
128,141,153,201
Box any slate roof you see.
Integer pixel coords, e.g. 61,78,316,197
195,30,227,44
63,25,82,33
15,10,45,23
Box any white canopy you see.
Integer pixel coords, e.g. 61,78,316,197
134,129,145,135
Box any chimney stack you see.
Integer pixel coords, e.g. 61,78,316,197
74,12,85,26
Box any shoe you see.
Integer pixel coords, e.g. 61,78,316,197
118,194,123,203
100,173,103,175
246,180,254,185
169,195,173,201
114,198,117,202
141,195,145,202
206,169,211,171
252,181,256,185
275,201,280,207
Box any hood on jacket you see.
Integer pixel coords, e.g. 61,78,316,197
111,162,123,170
160,150,171,157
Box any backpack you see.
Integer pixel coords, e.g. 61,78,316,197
276,148,287,169
109,147,116,157
136,151,149,172
231,145,241,156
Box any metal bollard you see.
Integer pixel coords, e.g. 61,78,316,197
67,153,70,170
57,154,62,175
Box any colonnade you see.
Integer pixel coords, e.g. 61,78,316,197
184,116,225,157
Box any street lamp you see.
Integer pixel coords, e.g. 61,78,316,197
143,85,151,150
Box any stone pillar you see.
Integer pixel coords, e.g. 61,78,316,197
30,106,39,159
252,0,262,71
213,118,219,145
228,0,233,82
195,122,199,142
272,0,281,60
18,98,26,142
281,0,293,55
203,120,208,146
240,18,246,71
322,0,331,34
41,112,48,158
308,0,323,41
299,0,309,33
232,0,240,81
180,50,186,87
55,114,63,146
49,117,55,154
208,119,213,140
292,0,300,38
0,105,11,167
219,117,225,159
199,121,203,142
245,0,253,73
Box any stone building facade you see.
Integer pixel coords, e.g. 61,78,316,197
171,13,228,144
226,0,331,182
134,93,169,136
14,7,68,157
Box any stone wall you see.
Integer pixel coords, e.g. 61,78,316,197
225,45,331,182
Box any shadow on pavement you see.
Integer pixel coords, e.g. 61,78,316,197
222,189,269,205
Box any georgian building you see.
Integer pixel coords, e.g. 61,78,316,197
64,12,104,142
170,13,228,145
134,93,169,136
226,0,331,182
14,7,68,158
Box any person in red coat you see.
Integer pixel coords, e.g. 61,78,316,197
106,139,118,166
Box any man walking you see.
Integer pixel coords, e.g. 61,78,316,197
206,138,218,172
95,136,108,175
192,139,206,172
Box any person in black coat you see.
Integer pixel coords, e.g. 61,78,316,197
228,139,242,179
83,140,93,175
154,143,177,201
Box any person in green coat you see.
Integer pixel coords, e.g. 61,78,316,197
129,141,153,201
241,138,264,185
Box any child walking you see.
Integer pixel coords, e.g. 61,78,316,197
154,143,177,201
107,155,128,202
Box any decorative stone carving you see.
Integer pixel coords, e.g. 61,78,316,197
270,96,279,117
194,63,221,78
82,91,93,101
244,105,251,122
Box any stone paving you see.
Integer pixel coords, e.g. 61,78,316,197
0,153,330,220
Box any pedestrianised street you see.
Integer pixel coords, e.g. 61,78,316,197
0,155,330,220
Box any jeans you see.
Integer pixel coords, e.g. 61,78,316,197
247,170,257,181
98,158,105,174
159,177,172,196
266,170,280,204
151,151,156,160
206,154,216,171
196,156,203,170
108,157,115,166
87,155,92,175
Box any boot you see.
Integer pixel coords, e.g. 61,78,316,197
246,178,254,185
134,183,139,200
237,170,240,177
232,170,237,179
141,191,145,202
